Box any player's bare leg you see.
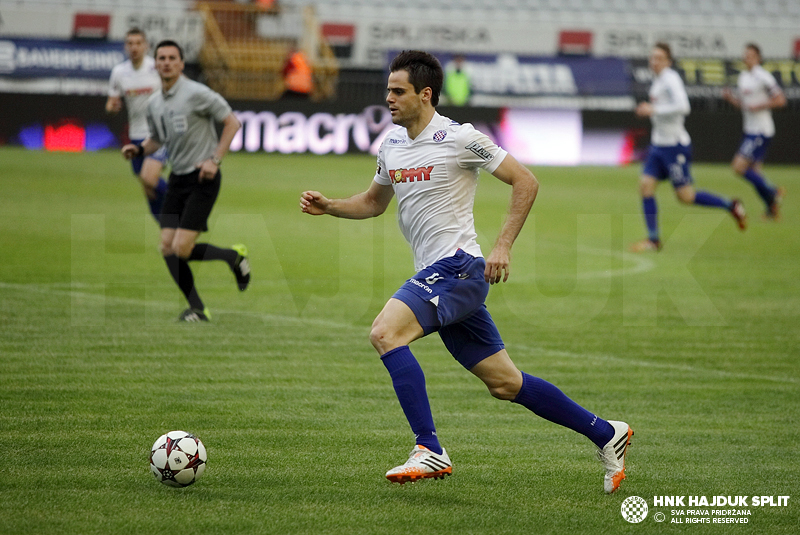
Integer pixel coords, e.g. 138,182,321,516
369,298,424,354
469,349,522,400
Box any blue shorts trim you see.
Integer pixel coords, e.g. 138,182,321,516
130,138,168,176
391,250,505,370
642,144,693,189
737,134,771,162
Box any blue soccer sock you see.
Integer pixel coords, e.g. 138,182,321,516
743,168,776,207
148,178,168,221
694,190,732,210
642,197,659,242
512,372,615,449
380,346,442,454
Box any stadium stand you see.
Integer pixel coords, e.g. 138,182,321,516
273,0,800,28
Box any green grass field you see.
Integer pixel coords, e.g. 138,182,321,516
1,146,798,534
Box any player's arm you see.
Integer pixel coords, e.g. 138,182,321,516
652,75,691,117
768,89,787,109
105,96,123,115
121,138,161,160
106,70,122,114
301,180,394,219
198,112,242,181
722,87,741,108
485,154,539,284
750,87,787,112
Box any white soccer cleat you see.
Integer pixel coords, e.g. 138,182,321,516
598,420,633,494
385,445,452,484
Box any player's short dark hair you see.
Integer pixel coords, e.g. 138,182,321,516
154,40,184,61
126,27,146,39
389,50,443,107
745,42,762,59
653,42,673,61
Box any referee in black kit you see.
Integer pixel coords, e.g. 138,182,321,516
123,40,250,322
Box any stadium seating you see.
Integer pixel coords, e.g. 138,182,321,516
275,0,800,27
7,0,799,29
8,0,189,9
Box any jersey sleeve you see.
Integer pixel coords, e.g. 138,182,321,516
652,71,690,116
108,66,121,98
455,123,507,174
759,68,782,96
195,85,233,122
373,142,392,185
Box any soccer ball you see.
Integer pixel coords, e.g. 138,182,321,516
149,431,207,487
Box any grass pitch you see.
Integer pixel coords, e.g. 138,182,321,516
0,147,798,534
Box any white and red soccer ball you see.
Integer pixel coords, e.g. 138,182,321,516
149,431,207,487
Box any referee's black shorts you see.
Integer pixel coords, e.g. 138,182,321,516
160,169,221,232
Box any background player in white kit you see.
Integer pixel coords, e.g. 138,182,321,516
630,42,747,253
723,43,786,219
106,28,168,221
301,50,633,493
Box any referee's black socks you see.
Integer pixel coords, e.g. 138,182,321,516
164,254,205,311
189,243,237,267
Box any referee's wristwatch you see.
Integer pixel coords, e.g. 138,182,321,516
211,156,222,166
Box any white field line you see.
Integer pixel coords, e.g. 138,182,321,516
1,281,795,385
507,242,656,282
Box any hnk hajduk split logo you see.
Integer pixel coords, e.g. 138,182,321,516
621,496,648,523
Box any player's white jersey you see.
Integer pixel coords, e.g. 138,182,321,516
108,56,161,139
648,67,691,147
738,65,781,137
374,112,507,271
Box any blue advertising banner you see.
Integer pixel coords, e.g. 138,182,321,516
0,38,124,79
388,51,633,109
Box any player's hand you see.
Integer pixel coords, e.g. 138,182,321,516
121,144,139,160
485,245,511,284
635,102,653,118
197,160,218,181
300,191,329,215
106,99,122,114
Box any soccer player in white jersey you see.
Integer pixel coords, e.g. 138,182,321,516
301,50,633,493
723,43,786,219
106,28,168,221
630,42,747,252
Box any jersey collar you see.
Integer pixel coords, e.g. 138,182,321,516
408,111,441,144
162,75,184,98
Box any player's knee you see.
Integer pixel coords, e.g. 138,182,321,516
369,321,398,354
139,174,159,189
731,160,748,176
174,241,194,260
369,323,389,353
481,371,523,401
639,177,656,197
159,240,174,257
676,190,694,204
487,379,520,401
